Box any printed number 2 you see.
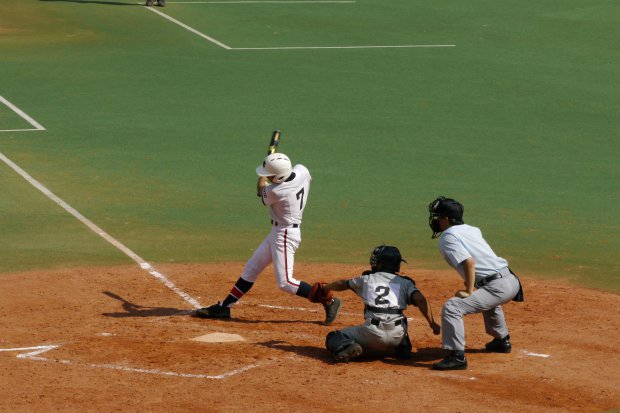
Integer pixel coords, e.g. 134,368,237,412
296,188,305,210
374,286,390,305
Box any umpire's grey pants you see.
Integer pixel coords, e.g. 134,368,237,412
441,273,520,351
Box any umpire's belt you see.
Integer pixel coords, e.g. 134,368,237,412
475,267,512,289
271,220,299,228
369,318,402,330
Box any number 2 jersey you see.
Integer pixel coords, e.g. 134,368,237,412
348,271,419,322
260,164,311,227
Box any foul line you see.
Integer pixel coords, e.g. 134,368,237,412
0,152,203,310
144,6,455,50
0,95,46,132
145,6,232,49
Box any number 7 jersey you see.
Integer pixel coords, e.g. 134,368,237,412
261,164,311,226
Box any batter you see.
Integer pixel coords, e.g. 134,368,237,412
194,153,341,325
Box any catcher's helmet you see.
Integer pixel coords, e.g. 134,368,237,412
428,196,464,238
256,153,293,184
370,245,407,273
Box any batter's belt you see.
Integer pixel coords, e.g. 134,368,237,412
271,220,299,228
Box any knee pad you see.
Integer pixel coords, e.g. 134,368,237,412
325,331,356,354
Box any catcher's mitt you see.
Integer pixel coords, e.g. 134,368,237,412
308,282,333,304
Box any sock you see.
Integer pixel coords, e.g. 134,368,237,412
221,277,254,307
295,281,312,299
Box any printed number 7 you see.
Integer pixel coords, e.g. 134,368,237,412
296,188,305,210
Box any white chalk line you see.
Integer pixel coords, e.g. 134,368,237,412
0,152,203,310
145,6,232,49
233,44,456,50
521,350,551,358
169,1,355,3
0,95,46,132
1,344,258,379
144,5,454,50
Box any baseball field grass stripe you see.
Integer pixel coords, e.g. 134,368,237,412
0,95,46,131
144,6,232,50
0,152,202,310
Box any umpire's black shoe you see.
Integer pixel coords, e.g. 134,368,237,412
194,303,230,319
485,335,511,353
323,298,341,325
334,342,363,363
432,351,467,371
157,0,165,6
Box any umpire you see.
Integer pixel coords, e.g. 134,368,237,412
428,196,524,370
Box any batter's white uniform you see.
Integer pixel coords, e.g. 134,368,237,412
239,164,311,294
438,224,520,351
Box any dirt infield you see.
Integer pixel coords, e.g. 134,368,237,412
0,262,618,412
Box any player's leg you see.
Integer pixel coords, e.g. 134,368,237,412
271,228,340,324
271,228,304,294
194,235,272,319
434,286,512,370
481,276,520,352
326,328,363,363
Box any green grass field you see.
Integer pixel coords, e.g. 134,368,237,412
1,0,619,292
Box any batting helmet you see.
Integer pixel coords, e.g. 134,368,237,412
370,245,407,273
256,153,293,184
428,196,464,238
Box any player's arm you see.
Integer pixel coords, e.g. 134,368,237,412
455,257,476,298
323,279,350,292
411,291,441,335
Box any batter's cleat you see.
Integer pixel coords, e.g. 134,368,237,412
145,0,153,5
485,335,511,353
334,342,363,363
194,303,230,319
432,351,468,371
323,297,341,325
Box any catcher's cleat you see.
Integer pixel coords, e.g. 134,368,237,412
323,297,341,325
194,303,230,319
334,342,363,363
432,351,467,371
485,335,511,353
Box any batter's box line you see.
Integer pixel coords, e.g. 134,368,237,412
144,6,456,50
1,344,263,380
0,95,46,132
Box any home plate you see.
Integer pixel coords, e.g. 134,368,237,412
192,333,245,343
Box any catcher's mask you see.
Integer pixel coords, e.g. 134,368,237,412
256,153,292,184
428,196,464,239
370,245,407,273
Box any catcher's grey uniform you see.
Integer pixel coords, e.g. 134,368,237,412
438,224,521,351
331,271,417,355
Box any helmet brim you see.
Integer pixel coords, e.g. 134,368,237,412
256,165,275,176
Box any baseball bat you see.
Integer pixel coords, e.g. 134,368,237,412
267,130,281,155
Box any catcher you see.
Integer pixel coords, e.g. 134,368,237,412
321,245,441,363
